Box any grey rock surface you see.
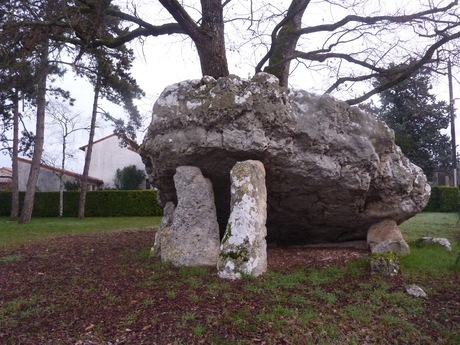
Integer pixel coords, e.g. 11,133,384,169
372,239,410,256
160,166,220,266
405,284,427,298
151,201,175,258
140,73,431,244
218,160,267,279
370,256,400,276
367,219,410,255
415,237,452,251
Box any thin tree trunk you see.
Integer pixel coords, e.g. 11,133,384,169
448,59,457,186
19,44,49,224
59,138,66,217
10,89,19,220
78,74,101,218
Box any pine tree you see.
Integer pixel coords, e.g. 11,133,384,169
374,66,451,179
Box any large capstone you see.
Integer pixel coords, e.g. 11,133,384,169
140,73,431,244
160,166,220,266
218,160,267,279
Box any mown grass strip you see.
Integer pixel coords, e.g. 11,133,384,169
0,216,162,248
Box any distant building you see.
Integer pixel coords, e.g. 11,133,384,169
2,134,147,192
0,167,12,191
17,157,103,192
79,134,147,189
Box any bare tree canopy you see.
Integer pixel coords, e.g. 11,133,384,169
7,0,460,103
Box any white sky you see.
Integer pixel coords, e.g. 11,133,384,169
1,0,459,172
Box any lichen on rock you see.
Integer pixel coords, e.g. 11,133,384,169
140,72,430,245
218,160,267,279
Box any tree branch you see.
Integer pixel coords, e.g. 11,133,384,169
297,1,458,36
346,29,460,105
255,0,311,73
157,0,201,41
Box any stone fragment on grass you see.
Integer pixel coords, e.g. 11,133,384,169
367,219,410,255
151,201,175,258
414,237,452,251
370,254,400,276
405,284,427,298
218,160,267,279
161,166,220,266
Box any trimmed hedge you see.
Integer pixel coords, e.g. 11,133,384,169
0,190,163,217
423,186,458,212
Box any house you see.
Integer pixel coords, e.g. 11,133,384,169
79,134,147,189
17,157,103,192
0,167,12,191
3,134,146,192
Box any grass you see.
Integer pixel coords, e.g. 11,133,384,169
0,213,459,344
0,216,162,248
399,212,460,275
399,212,459,243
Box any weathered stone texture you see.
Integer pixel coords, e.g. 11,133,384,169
414,237,452,251
140,73,430,244
160,166,220,266
367,219,410,255
218,160,267,279
370,255,400,276
151,201,175,258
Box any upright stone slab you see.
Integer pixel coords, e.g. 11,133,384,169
161,166,220,266
150,201,175,258
218,160,267,279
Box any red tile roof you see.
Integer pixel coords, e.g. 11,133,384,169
17,157,103,184
79,134,138,152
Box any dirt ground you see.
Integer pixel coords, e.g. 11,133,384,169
1,229,459,344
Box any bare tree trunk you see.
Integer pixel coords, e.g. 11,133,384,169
158,0,229,79
195,0,228,78
78,75,101,218
448,59,457,186
10,89,19,220
262,0,310,86
58,138,66,217
19,44,49,224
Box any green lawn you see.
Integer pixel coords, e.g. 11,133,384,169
1,212,458,249
399,212,459,243
0,213,459,344
0,216,162,248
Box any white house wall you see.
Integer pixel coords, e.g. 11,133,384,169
86,135,146,189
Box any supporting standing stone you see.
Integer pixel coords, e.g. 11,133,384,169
218,160,267,279
367,219,410,255
150,201,175,258
161,166,220,266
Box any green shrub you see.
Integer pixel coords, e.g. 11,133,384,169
0,192,12,216
423,186,440,212
0,190,163,217
423,186,458,212
438,186,458,212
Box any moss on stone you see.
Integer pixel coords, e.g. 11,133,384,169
220,248,249,263
222,224,232,244
370,252,399,261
